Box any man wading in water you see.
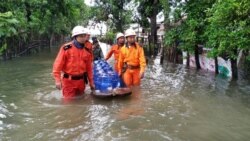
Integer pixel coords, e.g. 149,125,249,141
52,26,94,99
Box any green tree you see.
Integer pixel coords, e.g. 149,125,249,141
180,0,215,69
163,1,185,64
0,0,90,59
0,12,19,55
137,0,163,56
92,0,132,32
164,0,215,68
205,0,250,79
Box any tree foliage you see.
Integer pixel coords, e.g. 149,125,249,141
205,0,250,59
163,0,250,78
91,0,133,32
0,12,19,38
0,0,90,55
137,0,162,27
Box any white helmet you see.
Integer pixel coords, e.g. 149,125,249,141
116,33,124,40
85,28,91,35
125,29,136,37
71,25,87,37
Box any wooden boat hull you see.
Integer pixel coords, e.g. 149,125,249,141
91,87,132,98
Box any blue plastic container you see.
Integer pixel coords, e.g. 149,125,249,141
99,74,112,92
118,77,126,88
109,72,118,88
93,60,125,92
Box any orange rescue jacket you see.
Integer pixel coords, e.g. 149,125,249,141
53,41,93,85
117,42,146,75
85,41,93,61
105,44,122,61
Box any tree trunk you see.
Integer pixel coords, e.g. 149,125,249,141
194,44,201,70
149,1,158,57
50,33,54,48
173,42,177,64
215,57,219,74
160,47,164,65
186,51,190,68
115,0,124,32
148,36,152,57
231,58,238,79
231,49,238,79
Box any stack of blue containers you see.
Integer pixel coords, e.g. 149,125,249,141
93,60,121,93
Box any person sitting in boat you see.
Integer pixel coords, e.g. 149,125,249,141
52,26,94,99
92,37,104,61
117,29,146,87
105,33,125,72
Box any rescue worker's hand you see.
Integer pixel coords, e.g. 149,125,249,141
140,72,144,79
55,82,62,90
90,83,95,91
90,86,95,91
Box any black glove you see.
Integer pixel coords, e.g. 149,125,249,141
90,86,95,91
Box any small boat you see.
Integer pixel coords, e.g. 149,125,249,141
91,87,132,98
92,60,131,98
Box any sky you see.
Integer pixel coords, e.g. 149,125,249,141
84,0,94,6
84,0,106,35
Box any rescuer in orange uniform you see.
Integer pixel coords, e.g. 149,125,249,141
53,26,94,99
105,33,125,72
117,29,146,87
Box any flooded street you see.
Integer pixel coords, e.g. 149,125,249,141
0,46,250,141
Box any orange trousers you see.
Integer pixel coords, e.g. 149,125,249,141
122,68,141,87
62,78,85,99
